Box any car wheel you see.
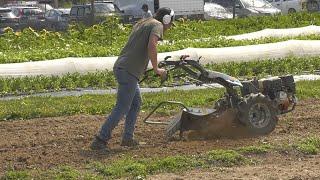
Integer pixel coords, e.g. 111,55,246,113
51,24,57,31
288,8,296,13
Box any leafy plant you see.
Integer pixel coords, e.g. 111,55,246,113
294,136,320,155
2,13,320,64
206,149,246,166
237,144,273,155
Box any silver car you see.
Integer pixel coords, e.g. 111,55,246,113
45,8,70,31
207,0,281,17
204,2,233,20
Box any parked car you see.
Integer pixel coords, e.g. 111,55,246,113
69,1,127,25
45,8,70,31
114,0,205,20
10,6,45,30
33,3,53,12
207,0,281,17
302,0,319,12
4,1,53,12
204,2,233,20
267,0,302,13
0,8,19,33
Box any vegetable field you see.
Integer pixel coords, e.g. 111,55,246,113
1,13,320,179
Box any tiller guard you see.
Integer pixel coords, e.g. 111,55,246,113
143,101,218,139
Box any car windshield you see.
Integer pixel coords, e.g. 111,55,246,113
241,0,273,8
37,4,53,11
0,11,16,18
23,8,42,16
58,9,70,15
94,3,115,13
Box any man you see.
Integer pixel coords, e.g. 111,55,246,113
141,4,153,19
91,7,175,151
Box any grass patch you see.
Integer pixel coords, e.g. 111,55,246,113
93,156,203,179
1,170,30,180
147,156,205,173
294,136,320,155
31,166,104,180
237,144,273,155
206,149,246,167
51,166,81,180
94,159,148,178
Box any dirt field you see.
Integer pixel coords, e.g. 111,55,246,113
0,98,320,179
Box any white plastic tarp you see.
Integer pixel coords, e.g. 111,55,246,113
227,25,320,40
1,40,320,77
160,25,320,45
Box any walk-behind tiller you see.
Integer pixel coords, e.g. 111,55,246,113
143,56,297,139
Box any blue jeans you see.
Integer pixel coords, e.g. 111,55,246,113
98,67,142,141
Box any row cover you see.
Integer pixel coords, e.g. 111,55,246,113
2,26,320,77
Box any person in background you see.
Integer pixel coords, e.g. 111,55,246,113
141,4,153,19
90,7,176,152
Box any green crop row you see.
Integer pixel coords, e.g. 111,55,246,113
0,80,319,121
1,56,319,96
2,13,320,64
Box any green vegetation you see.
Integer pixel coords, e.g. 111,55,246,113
1,171,30,180
206,149,246,166
0,149,245,179
0,71,116,96
2,13,320,63
294,136,320,155
3,136,319,179
0,88,223,120
48,166,81,180
237,144,273,154
1,56,320,96
94,156,203,178
0,80,319,121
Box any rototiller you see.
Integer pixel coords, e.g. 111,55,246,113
143,56,297,139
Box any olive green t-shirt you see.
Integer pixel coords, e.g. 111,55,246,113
113,18,163,79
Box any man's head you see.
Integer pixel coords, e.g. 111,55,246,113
154,7,175,31
142,4,148,12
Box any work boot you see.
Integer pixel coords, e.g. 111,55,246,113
120,139,139,147
90,136,110,152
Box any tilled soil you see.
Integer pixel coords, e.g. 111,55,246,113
0,99,320,178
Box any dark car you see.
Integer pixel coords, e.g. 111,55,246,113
0,8,19,33
69,1,129,25
45,8,70,31
10,6,45,30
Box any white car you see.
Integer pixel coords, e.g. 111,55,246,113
204,2,233,20
207,0,281,18
267,0,320,14
267,0,302,14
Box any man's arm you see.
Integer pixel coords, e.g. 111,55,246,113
148,34,165,76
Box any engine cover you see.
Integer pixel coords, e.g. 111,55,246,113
240,75,295,99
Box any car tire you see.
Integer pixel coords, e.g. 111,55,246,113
51,24,57,31
288,8,296,13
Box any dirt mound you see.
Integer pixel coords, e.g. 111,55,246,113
187,108,252,140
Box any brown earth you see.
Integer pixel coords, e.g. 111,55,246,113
0,98,320,179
